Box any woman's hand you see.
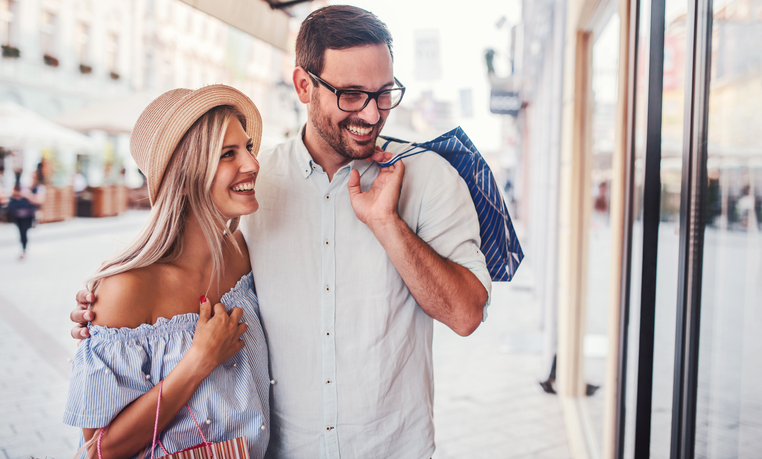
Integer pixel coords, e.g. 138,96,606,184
189,296,247,375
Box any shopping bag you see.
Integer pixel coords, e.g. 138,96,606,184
380,126,523,281
158,437,250,459
146,380,251,459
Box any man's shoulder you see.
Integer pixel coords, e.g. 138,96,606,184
258,135,302,158
398,150,462,188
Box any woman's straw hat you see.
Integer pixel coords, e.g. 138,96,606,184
130,84,262,205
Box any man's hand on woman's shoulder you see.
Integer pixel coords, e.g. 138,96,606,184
71,290,94,339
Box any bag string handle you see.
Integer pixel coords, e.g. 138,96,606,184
378,140,424,168
150,379,215,459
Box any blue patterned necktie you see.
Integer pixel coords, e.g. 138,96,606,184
380,126,523,281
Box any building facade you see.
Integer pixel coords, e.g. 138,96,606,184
0,0,297,194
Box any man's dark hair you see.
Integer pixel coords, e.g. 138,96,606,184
295,5,393,76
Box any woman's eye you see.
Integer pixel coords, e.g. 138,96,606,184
221,150,234,159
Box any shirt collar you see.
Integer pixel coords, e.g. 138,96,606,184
295,126,316,179
294,125,378,179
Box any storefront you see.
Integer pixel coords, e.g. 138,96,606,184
521,0,761,457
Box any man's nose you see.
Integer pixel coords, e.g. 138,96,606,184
357,98,381,125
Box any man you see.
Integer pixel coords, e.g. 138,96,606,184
72,6,491,458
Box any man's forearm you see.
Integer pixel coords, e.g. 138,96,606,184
369,216,488,336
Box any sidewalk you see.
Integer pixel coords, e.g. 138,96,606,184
0,212,570,458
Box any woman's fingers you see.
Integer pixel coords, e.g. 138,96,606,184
212,302,227,318
236,321,248,339
199,296,211,322
193,300,247,364
228,306,244,322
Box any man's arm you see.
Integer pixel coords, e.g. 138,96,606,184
348,159,488,337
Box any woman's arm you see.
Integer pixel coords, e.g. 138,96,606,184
82,296,247,458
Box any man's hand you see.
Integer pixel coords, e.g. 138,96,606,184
348,149,405,231
365,146,391,164
70,290,94,339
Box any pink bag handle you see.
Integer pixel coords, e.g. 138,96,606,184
91,379,214,459
150,379,215,459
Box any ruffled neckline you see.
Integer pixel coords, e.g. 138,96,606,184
88,271,253,340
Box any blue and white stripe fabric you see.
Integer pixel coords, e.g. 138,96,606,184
381,126,524,281
63,272,269,459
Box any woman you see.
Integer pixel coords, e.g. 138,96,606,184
8,168,46,259
63,85,269,458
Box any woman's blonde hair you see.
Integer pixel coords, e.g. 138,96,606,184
86,105,247,293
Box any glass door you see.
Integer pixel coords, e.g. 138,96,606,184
694,0,762,456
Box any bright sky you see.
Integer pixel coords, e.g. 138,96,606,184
329,0,522,152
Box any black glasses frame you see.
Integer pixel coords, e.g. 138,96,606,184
306,70,406,112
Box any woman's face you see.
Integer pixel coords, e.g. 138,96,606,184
210,116,260,219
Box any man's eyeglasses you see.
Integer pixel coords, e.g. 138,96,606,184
306,70,406,113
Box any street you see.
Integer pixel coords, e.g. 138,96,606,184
0,212,572,458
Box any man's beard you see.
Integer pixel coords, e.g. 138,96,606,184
309,91,384,161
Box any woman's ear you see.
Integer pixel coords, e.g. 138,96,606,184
293,67,313,105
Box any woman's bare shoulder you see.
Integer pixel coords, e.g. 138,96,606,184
90,268,158,328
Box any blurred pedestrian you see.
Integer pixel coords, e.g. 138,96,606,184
7,168,46,259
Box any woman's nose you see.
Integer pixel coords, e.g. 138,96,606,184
241,151,260,173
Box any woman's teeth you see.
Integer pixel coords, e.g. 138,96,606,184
232,181,254,192
347,125,372,136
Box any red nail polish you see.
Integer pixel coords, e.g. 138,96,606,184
200,295,207,304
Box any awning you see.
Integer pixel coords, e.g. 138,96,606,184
0,102,97,151
53,91,161,135
179,0,294,52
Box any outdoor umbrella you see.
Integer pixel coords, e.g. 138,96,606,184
0,101,96,151
52,91,161,135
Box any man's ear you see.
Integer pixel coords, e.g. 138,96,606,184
293,67,313,104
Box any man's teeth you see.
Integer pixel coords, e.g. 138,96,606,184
232,182,254,192
347,125,372,136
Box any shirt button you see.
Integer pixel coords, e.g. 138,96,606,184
326,331,331,337
145,374,150,380
261,425,266,431
270,379,276,385
324,194,330,200
325,285,331,292
206,419,211,425
326,380,332,385
105,369,111,374
324,240,330,246
326,426,334,431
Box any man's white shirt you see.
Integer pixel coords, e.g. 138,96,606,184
241,131,491,459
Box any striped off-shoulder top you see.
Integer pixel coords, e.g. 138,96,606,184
63,272,269,458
